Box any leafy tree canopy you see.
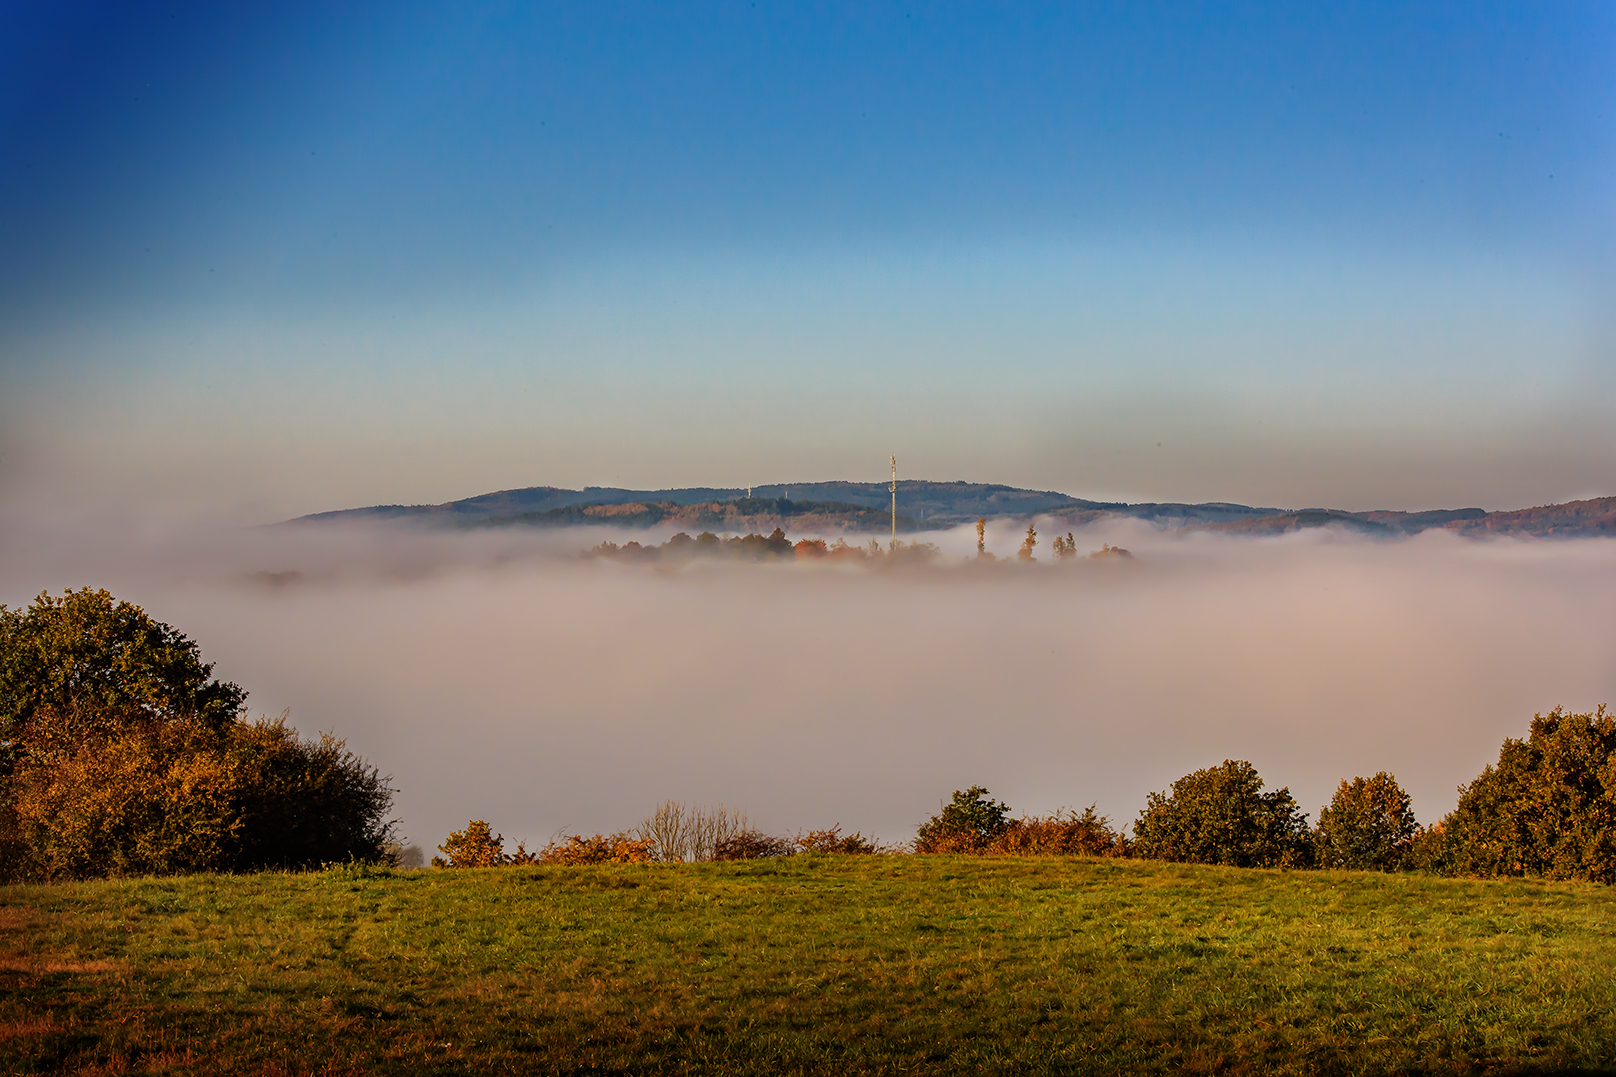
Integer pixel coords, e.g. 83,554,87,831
1,589,393,881
1,588,246,756
916,785,1013,852
1132,760,1311,868
1440,707,1616,883
1314,772,1419,871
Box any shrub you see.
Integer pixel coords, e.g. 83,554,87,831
1,590,392,881
796,826,884,855
713,829,795,860
530,833,653,865
915,786,1013,853
711,826,888,860
1313,772,1419,871
9,713,392,880
433,820,505,868
994,807,1126,857
634,801,748,862
1132,760,1311,868
1439,707,1616,883
433,825,654,867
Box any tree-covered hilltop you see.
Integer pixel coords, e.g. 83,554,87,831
285,478,1616,538
463,496,921,534
284,480,1285,530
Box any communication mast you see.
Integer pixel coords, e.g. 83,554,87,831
889,455,897,548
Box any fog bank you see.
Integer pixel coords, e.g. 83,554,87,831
3,513,1613,853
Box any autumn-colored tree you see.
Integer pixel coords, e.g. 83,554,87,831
1438,707,1616,883
433,819,506,867
1313,773,1419,871
1,590,392,881
976,518,987,556
915,786,1013,853
1018,524,1037,561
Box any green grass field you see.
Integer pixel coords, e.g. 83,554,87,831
3,856,1614,1075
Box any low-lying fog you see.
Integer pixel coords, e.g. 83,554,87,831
5,514,1614,854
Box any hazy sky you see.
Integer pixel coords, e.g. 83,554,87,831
3,2,1613,519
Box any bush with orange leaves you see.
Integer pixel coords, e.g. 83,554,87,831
433,822,652,867
992,807,1129,857
711,825,890,860
527,832,654,865
795,826,886,855
9,712,393,880
1,589,393,881
915,787,1125,857
432,819,506,868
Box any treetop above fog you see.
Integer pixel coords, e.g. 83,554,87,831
0,588,247,750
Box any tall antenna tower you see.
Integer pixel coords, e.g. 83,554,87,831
889,455,897,548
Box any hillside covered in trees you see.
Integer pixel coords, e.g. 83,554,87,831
287,482,1616,539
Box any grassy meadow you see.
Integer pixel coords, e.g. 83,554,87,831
3,856,1615,1076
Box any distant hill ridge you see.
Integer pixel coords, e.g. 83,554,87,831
288,484,1616,539
289,481,1276,530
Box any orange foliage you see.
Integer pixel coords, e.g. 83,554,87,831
918,807,1126,858
9,714,391,880
525,832,654,865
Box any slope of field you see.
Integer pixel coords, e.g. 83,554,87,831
4,858,1614,1075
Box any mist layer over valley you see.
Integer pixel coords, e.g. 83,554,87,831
5,513,1613,855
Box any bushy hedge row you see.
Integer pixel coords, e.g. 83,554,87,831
432,820,655,867
431,819,886,867
915,708,1615,883
439,707,1613,884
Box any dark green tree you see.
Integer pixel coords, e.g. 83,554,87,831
1,588,246,756
1313,772,1419,871
1133,760,1311,868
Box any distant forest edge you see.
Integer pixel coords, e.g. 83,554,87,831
287,481,1616,539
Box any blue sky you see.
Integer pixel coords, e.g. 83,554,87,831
3,1,1612,518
